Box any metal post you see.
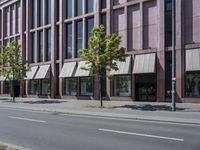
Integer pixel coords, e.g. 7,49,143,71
172,0,176,111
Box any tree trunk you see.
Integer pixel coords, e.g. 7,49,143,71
98,77,103,107
11,80,15,103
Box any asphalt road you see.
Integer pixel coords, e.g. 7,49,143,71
0,106,199,150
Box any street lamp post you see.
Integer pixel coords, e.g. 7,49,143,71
172,0,176,111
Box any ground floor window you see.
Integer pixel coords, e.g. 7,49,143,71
80,77,93,96
30,80,39,95
4,81,10,94
112,75,131,96
185,72,200,97
64,78,77,96
29,79,51,96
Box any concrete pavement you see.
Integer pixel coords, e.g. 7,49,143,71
0,97,200,125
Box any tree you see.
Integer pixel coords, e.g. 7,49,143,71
80,25,128,107
0,41,30,102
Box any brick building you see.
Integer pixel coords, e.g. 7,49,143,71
0,0,200,103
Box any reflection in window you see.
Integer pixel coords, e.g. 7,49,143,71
113,76,131,96
41,79,51,96
64,78,77,96
39,0,43,26
47,0,51,24
30,80,39,95
32,0,37,28
185,72,200,98
76,21,83,57
101,13,107,33
32,32,37,63
67,0,72,18
86,0,94,13
66,23,72,58
76,0,83,16
39,31,44,62
80,77,93,96
47,29,51,61
86,18,94,48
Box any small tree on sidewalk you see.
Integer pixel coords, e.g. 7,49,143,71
80,25,127,107
0,41,30,102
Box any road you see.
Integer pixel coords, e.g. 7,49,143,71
0,106,199,150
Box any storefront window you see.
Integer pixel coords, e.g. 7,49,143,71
30,80,39,95
80,77,93,96
112,76,131,96
64,78,77,96
4,81,10,94
41,79,51,96
185,72,200,97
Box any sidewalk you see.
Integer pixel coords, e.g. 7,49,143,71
0,97,200,125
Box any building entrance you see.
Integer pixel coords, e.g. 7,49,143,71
135,74,156,102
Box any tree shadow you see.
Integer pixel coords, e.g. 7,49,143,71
112,104,186,111
23,100,67,104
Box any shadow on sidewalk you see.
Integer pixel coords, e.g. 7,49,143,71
23,100,67,104
112,104,186,111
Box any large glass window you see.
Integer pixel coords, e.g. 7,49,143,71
32,32,37,63
86,0,94,13
112,76,131,96
76,21,83,57
30,80,39,95
41,79,51,96
66,0,72,19
66,23,72,58
80,77,93,96
39,0,44,26
4,81,10,94
101,13,107,33
47,0,51,24
165,0,172,46
47,29,51,61
165,52,172,98
76,0,83,16
39,31,44,62
64,78,77,96
185,72,200,98
32,0,37,28
86,18,94,48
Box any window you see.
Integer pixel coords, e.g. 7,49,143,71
30,80,39,95
165,52,172,98
185,72,200,98
16,2,21,33
165,0,172,46
5,8,10,36
76,0,83,16
101,0,107,9
47,0,51,24
66,0,72,18
86,18,94,48
86,0,94,13
76,21,83,57
32,32,37,63
32,0,37,28
39,31,44,62
47,29,51,61
41,79,51,96
64,78,77,96
112,76,131,96
101,13,106,33
39,0,44,26
4,81,10,94
66,23,72,58
80,77,93,96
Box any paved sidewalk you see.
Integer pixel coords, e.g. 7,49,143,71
0,97,200,125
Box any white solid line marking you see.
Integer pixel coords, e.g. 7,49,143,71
8,116,46,123
61,113,200,127
98,128,184,142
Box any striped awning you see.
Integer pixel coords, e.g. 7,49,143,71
75,61,91,77
34,65,50,79
186,49,200,71
59,62,77,78
133,53,156,74
110,56,131,75
25,66,38,80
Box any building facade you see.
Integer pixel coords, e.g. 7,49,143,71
0,0,200,103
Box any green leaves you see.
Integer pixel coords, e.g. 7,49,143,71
0,40,30,81
80,25,128,78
